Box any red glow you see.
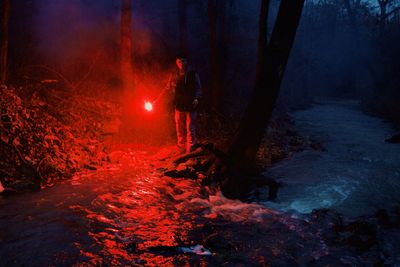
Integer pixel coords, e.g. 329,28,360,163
144,101,153,112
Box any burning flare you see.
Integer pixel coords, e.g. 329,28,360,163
144,101,153,112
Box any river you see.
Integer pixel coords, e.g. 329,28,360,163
263,98,400,217
1,99,400,266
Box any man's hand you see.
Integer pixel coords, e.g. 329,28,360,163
192,99,199,108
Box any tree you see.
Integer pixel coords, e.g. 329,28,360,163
255,0,270,85
377,0,400,34
342,0,362,30
208,0,229,115
120,0,134,90
178,0,188,54
221,0,305,198
0,0,11,84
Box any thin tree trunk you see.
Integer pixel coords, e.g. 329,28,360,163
0,0,11,84
208,0,219,113
208,0,229,114
255,0,270,84
343,0,361,39
228,0,305,170
178,0,188,54
378,0,388,35
215,0,228,113
120,0,134,90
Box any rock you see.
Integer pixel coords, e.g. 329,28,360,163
204,232,236,254
374,209,391,227
385,133,400,143
310,142,325,151
102,119,121,135
84,165,97,170
126,242,138,253
345,219,378,251
286,129,297,137
381,230,400,263
346,219,377,235
346,234,377,251
311,209,343,230
108,151,124,163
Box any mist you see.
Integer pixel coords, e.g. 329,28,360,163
2,1,400,266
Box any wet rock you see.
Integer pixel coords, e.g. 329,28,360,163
359,250,384,266
108,151,124,163
310,142,325,151
126,242,138,253
385,133,400,143
5,180,41,192
310,209,345,245
311,209,344,230
270,258,298,267
346,233,377,251
203,232,236,254
286,129,297,137
381,230,400,264
346,219,377,235
164,166,197,179
83,165,97,171
344,219,378,251
374,209,391,228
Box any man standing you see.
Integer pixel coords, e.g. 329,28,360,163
167,55,202,154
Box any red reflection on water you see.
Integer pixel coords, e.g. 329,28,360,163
71,146,204,265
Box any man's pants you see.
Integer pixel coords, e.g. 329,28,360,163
175,110,197,151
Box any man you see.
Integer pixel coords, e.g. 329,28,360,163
166,55,202,154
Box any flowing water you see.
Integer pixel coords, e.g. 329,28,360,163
1,99,400,266
263,98,400,217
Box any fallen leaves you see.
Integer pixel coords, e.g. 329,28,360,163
0,85,121,192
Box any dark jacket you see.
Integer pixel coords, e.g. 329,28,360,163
168,69,202,112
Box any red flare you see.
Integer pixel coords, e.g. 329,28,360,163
144,101,153,112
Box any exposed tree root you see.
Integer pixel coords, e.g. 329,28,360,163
161,143,280,201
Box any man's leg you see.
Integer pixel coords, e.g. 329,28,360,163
186,111,198,152
175,110,186,151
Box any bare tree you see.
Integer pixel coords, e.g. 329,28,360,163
120,0,134,89
203,0,304,197
0,0,11,84
221,0,305,198
178,0,188,54
377,0,400,34
208,0,229,114
342,0,362,28
255,0,270,84
208,0,219,113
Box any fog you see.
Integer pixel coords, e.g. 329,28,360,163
7,0,400,120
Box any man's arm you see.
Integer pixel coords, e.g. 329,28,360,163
194,73,202,100
154,73,175,103
193,73,202,108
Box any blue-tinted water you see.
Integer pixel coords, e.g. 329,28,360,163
263,98,400,217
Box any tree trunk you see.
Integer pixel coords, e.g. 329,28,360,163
120,0,134,90
178,0,188,54
228,0,305,171
208,0,219,113
0,0,11,84
378,0,388,35
208,0,228,115
255,0,270,84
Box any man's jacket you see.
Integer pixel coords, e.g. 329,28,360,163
168,69,202,112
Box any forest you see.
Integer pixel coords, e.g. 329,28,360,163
1,0,400,266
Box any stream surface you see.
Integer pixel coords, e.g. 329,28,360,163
263,98,400,217
1,98,400,266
